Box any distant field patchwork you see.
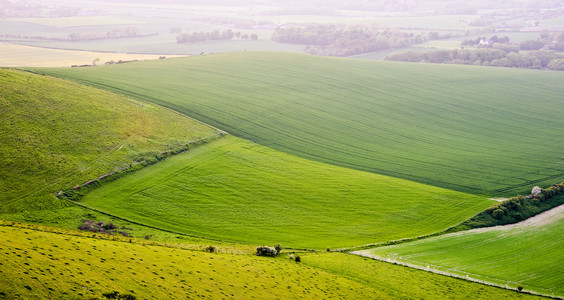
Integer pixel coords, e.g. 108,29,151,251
35,52,564,196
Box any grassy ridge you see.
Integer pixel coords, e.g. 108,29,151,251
80,135,492,248
34,52,564,196
0,68,217,213
360,205,564,297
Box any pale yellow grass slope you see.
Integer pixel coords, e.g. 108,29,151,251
0,42,184,67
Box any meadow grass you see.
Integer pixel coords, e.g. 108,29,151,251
301,252,543,299
360,204,564,297
80,135,493,249
0,224,382,299
34,52,564,196
0,68,218,213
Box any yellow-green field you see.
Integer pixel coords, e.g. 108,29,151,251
0,222,543,300
0,42,184,67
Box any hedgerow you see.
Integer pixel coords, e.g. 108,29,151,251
449,182,564,231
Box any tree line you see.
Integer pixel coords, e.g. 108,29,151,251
271,24,455,57
176,29,258,43
386,32,564,71
386,48,564,70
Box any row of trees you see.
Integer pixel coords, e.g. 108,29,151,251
272,24,454,57
176,29,258,43
68,27,148,42
385,49,564,70
463,32,564,52
1,27,150,42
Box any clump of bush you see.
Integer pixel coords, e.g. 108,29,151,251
256,246,278,257
205,245,217,253
256,244,283,257
78,220,131,237
102,291,136,299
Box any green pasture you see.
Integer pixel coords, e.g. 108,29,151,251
353,39,464,60
539,16,564,27
0,68,218,213
0,20,69,39
301,253,542,299
80,135,492,249
360,202,564,297
367,15,479,30
35,52,564,196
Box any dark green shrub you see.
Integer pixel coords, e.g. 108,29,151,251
295,256,301,263
102,291,136,300
492,209,505,220
274,244,283,253
205,246,217,253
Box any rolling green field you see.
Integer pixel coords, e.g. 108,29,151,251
359,202,564,297
35,52,564,196
80,135,492,249
0,68,218,213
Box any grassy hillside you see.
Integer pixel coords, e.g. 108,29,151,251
34,52,564,196
360,204,564,297
0,223,544,299
0,68,218,213
80,135,492,249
